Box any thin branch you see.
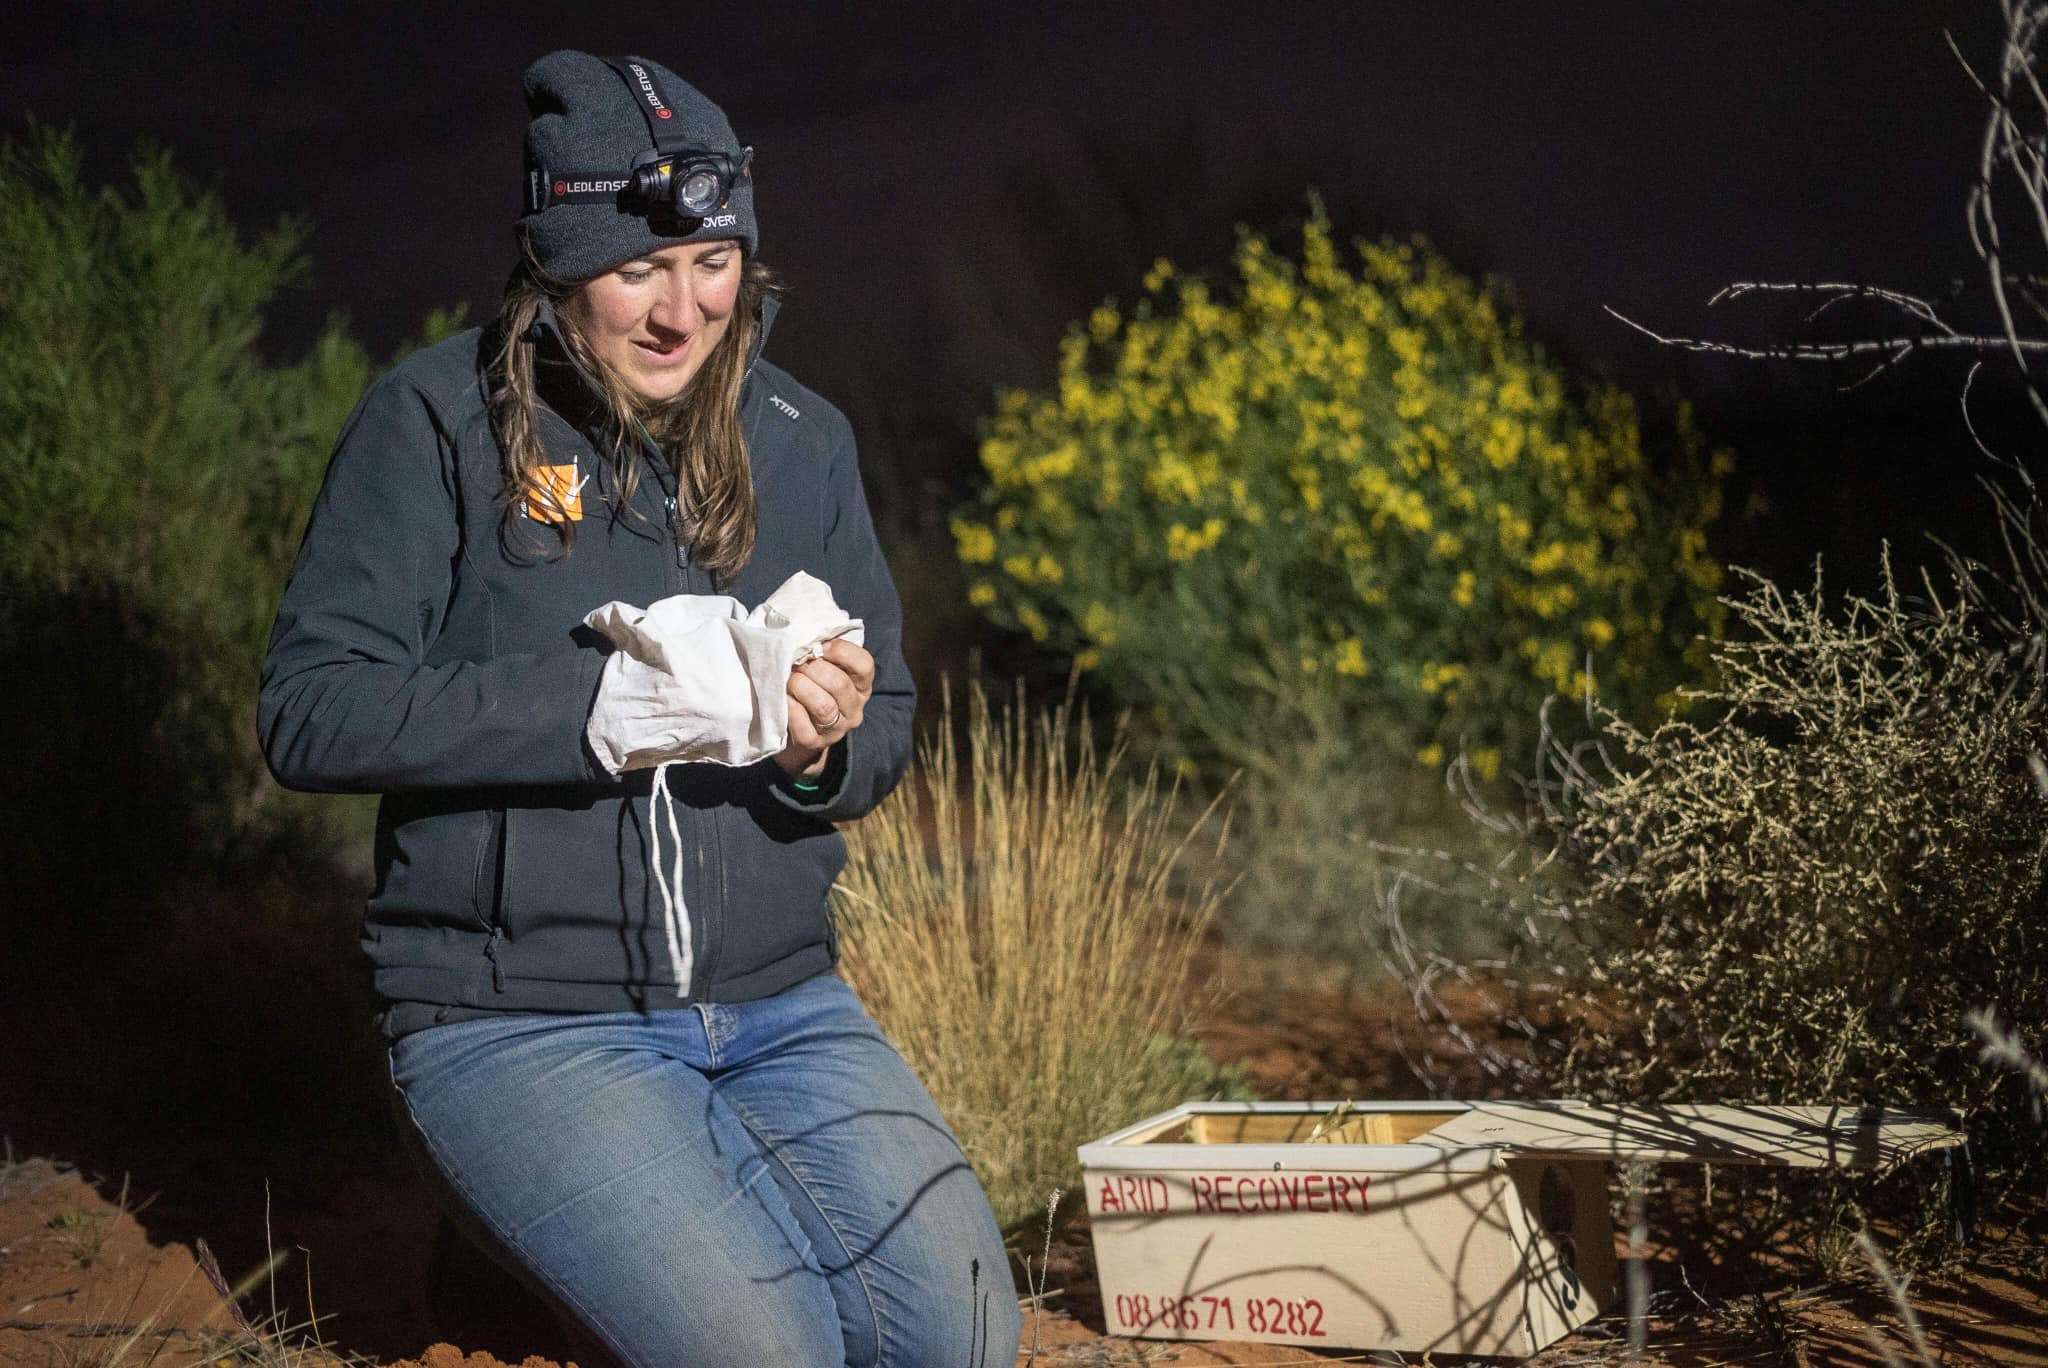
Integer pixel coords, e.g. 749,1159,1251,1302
1604,304,2048,364
0,1319,194,1337
1708,279,1954,332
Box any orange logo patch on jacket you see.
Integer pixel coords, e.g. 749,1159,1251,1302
525,462,586,523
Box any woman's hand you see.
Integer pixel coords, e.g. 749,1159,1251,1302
776,638,874,779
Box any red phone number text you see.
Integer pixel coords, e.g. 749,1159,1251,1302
1111,1292,1327,1338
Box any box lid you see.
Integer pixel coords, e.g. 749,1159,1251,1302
1416,1102,1963,1169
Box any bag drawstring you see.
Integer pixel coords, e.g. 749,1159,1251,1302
648,761,691,997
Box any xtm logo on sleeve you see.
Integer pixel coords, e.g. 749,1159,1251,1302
525,461,587,523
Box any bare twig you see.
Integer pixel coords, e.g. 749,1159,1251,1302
0,1319,193,1337
1603,301,2048,373
1613,0,2048,460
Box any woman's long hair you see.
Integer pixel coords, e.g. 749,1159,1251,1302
487,247,783,584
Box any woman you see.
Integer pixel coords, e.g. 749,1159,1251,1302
259,49,1022,1367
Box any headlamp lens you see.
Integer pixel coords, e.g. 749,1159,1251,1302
677,166,724,216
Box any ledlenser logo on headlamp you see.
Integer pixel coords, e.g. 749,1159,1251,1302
628,63,673,120
556,179,630,196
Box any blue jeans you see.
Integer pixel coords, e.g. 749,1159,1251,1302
386,973,1022,1367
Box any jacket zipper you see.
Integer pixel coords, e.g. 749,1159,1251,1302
472,808,502,931
485,807,512,993
705,793,728,997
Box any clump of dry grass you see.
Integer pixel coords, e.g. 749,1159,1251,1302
834,678,1242,1233
1381,484,2048,1269
186,1229,365,1368
33,1234,356,1368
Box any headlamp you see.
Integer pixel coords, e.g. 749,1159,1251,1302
522,56,755,229
628,146,753,218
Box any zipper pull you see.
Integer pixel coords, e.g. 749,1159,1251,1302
665,494,691,571
484,925,507,993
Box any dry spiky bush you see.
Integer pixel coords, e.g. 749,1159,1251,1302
1381,482,2048,1265
833,679,1244,1234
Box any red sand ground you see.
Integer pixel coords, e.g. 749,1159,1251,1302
0,1156,244,1362
3,953,2044,1366
386,1348,575,1368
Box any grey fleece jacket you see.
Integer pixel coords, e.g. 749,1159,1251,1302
257,296,913,1039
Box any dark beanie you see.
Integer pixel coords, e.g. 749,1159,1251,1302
517,50,758,282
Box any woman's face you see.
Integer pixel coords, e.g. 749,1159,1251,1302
568,238,744,404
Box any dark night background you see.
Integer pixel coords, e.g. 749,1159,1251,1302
4,5,2045,1358
8,1,2038,635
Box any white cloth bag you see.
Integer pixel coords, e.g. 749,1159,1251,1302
583,569,865,775
579,570,864,996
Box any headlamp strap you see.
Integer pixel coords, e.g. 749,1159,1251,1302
601,56,691,160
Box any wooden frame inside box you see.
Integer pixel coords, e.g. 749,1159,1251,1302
1076,1100,1965,1356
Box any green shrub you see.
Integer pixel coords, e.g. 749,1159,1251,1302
1384,484,2048,1268
0,122,458,869
0,123,473,1187
833,680,1247,1234
954,200,1726,783
951,199,1728,949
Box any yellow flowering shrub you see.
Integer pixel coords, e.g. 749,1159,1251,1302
956,201,1727,790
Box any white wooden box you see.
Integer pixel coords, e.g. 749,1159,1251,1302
1077,1100,1962,1357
